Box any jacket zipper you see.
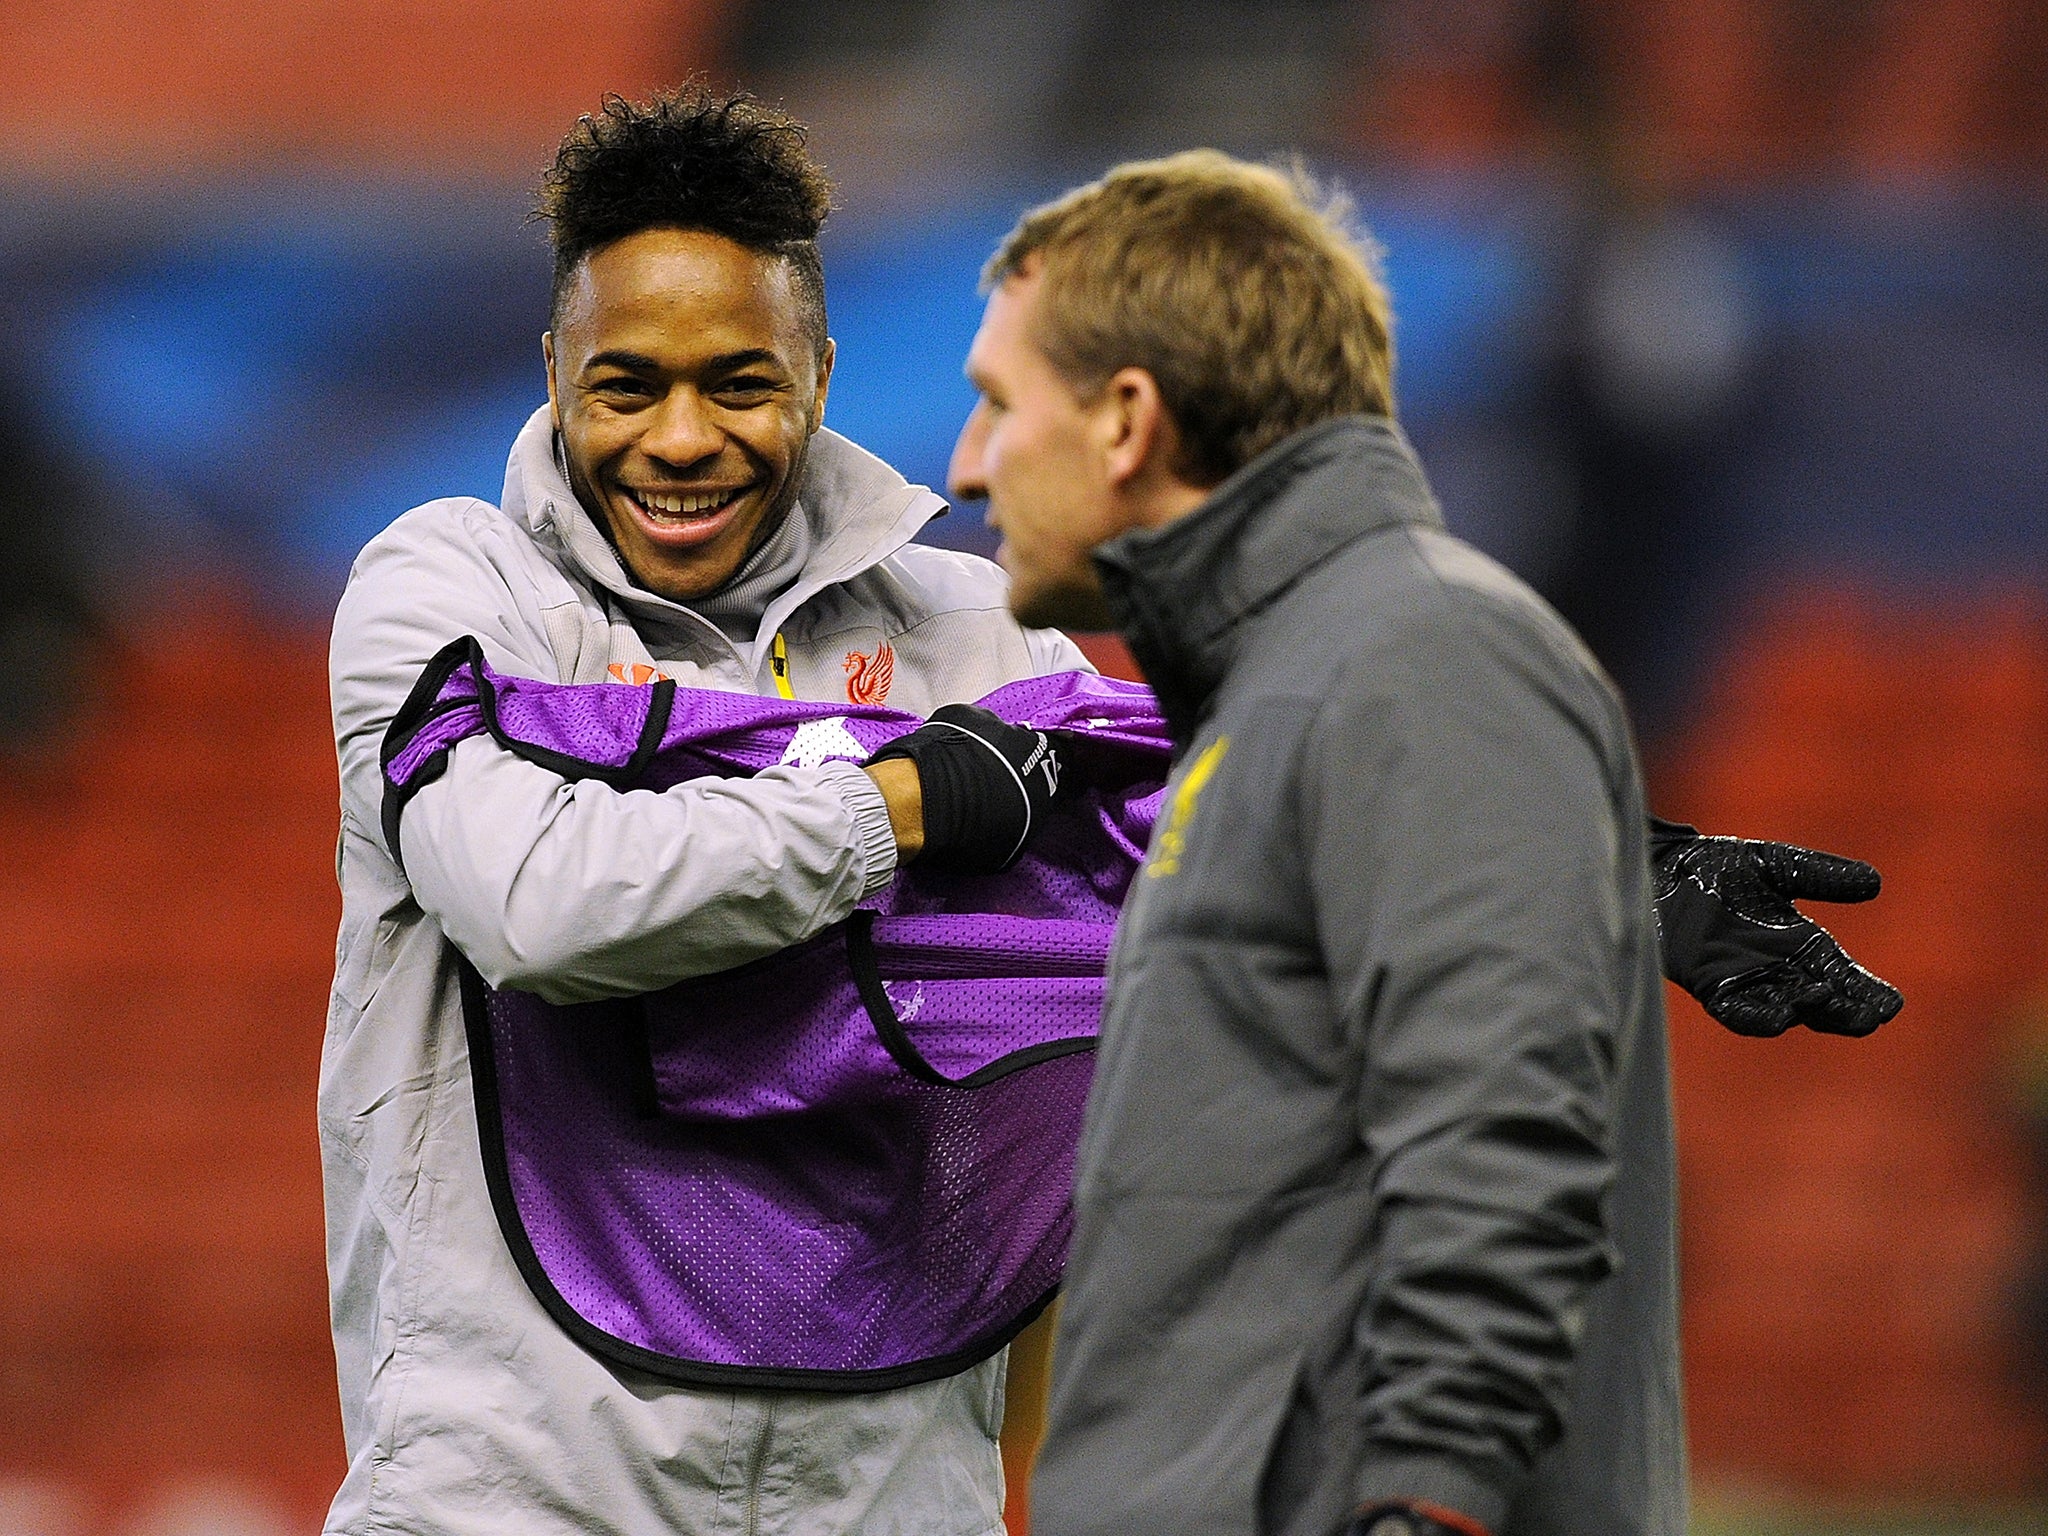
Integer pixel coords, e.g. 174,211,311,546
743,1397,775,1536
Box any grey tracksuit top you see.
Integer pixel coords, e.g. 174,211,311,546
322,407,1085,1535
1030,417,1685,1536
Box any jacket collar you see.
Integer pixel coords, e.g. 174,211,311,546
498,405,949,668
1093,415,1443,743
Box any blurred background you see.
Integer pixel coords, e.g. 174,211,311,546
1,2,2044,1532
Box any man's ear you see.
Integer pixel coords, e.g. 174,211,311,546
810,338,836,435
542,332,560,431
1097,367,1210,529
1098,366,1173,489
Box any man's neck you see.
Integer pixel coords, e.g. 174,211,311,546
690,503,813,643
1122,461,1214,535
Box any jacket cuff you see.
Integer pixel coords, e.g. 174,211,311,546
819,759,900,897
1354,1454,1509,1536
1646,814,1699,847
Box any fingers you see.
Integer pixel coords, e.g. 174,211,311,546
1700,972,1799,1037
1805,969,1903,1037
1703,986,1798,1038
1754,841,1882,905
1699,940,1905,1040
1792,938,1904,1038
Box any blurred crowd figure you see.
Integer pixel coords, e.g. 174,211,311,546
0,391,99,753
734,0,2048,180
735,0,2046,734
1384,0,1767,734
1353,0,2048,178
1348,0,2044,726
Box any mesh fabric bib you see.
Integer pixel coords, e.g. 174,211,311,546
381,639,1168,1389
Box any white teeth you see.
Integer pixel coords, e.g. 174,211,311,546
635,489,741,519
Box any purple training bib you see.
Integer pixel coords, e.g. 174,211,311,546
382,638,1169,1389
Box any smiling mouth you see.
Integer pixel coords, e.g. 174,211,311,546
624,485,750,525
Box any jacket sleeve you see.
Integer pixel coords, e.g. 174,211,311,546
1299,597,1630,1532
1025,623,1096,677
331,502,899,1005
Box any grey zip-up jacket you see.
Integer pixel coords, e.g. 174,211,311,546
321,406,1085,1536
1030,417,1683,1536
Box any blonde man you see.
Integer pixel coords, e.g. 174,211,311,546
950,152,1891,1536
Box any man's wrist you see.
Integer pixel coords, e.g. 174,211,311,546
1646,814,1700,850
816,759,904,897
861,756,925,860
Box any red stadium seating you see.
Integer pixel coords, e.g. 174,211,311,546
4,589,2046,1527
1658,586,2048,1498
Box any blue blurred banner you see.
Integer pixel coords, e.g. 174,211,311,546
3,178,2042,600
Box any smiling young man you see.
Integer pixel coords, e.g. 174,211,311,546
946,153,1900,1536
542,216,828,607
320,90,1085,1536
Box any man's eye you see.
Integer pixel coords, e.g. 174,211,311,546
592,376,653,399
718,377,779,399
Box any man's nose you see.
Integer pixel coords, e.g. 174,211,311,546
947,401,991,505
640,388,724,468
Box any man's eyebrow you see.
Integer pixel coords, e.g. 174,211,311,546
581,348,789,374
583,348,662,373
704,348,787,373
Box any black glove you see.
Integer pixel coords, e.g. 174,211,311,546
867,704,1065,874
1650,818,1904,1038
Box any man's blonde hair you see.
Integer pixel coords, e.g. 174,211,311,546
984,150,1394,486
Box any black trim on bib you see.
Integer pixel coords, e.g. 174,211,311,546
380,636,484,866
844,910,1099,1089
457,949,1059,1393
381,635,679,865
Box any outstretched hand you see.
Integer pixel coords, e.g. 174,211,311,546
1650,820,1904,1038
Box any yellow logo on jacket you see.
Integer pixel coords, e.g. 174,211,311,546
1146,736,1230,878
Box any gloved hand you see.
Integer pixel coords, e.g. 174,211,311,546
867,704,1065,874
1650,818,1904,1038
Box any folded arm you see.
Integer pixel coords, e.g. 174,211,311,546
333,504,900,1002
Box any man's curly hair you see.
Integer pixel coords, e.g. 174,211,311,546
537,87,833,353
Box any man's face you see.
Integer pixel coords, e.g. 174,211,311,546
950,268,1128,630
546,228,832,604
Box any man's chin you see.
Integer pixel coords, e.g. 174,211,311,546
618,536,742,604
1008,575,1117,633
616,492,793,604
